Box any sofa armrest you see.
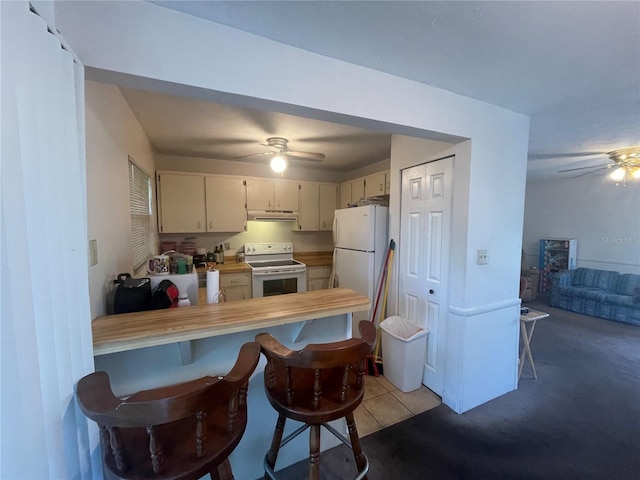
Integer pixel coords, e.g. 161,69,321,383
552,270,574,288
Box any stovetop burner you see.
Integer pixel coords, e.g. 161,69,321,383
247,259,304,269
244,242,306,273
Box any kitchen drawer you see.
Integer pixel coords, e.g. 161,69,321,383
220,272,250,288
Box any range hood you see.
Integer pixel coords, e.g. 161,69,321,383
247,210,298,222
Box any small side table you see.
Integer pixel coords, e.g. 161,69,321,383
519,309,549,382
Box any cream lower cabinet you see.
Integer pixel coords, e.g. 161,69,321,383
157,173,206,233
205,175,246,232
220,272,251,302
307,266,332,291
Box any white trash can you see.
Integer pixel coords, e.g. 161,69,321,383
380,316,430,393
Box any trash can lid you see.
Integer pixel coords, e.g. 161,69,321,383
380,316,430,341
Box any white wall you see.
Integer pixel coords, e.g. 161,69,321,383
85,81,157,318
523,175,640,274
56,0,529,416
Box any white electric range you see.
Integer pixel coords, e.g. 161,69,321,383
244,242,306,298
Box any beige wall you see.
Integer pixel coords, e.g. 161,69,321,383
86,81,157,318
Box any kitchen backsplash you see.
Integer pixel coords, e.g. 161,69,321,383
158,221,333,255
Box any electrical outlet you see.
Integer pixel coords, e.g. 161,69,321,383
89,239,98,266
477,249,488,265
224,242,230,250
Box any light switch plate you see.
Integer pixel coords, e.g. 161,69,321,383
89,239,98,266
477,249,488,265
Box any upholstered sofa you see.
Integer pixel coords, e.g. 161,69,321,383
550,268,640,326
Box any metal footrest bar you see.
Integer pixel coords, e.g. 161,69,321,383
263,422,369,480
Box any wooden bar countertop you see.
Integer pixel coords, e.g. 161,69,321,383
92,288,370,356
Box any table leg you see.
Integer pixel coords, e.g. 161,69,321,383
519,320,538,381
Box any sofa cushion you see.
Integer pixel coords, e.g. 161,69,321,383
615,274,640,296
603,293,636,308
557,286,608,301
572,268,619,291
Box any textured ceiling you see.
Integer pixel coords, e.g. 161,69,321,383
134,1,640,179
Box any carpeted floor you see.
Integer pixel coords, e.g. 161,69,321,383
267,300,640,479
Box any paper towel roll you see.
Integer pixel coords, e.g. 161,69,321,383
206,269,220,304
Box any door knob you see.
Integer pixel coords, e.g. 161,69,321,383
429,289,434,294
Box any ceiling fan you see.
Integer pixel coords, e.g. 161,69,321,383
557,146,640,183
234,137,326,163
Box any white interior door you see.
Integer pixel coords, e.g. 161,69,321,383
398,157,452,396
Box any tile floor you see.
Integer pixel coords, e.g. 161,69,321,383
355,374,442,437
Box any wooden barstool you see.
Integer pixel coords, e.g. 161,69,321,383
256,321,377,480
75,342,260,480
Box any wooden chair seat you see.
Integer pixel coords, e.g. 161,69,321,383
75,342,260,480
256,321,377,480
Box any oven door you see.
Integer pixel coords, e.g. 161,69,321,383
251,270,307,298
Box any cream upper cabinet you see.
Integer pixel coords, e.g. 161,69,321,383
245,178,273,210
318,183,337,231
298,182,319,231
205,175,246,232
351,178,365,204
157,173,206,233
274,181,298,210
339,182,352,209
297,182,337,232
364,172,386,197
246,178,298,211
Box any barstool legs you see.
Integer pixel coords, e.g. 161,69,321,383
264,413,287,480
346,412,368,480
309,424,321,480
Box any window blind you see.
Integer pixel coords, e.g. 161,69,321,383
129,157,152,270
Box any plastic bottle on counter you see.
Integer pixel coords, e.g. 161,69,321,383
177,294,191,307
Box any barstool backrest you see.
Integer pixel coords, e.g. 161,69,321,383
75,341,260,480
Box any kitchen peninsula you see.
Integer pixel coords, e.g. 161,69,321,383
91,288,369,480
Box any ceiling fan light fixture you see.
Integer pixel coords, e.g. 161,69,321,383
270,154,287,173
631,167,640,180
608,146,640,163
609,167,626,182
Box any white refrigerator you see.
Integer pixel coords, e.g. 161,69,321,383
332,205,389,335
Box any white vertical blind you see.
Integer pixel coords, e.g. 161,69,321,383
1,2,98,479
129,158,153,270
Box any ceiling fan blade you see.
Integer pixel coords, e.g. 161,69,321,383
286,150,326,161
233,151,274,160
530,151,607,160
571,166,610,178
558,164,610,173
